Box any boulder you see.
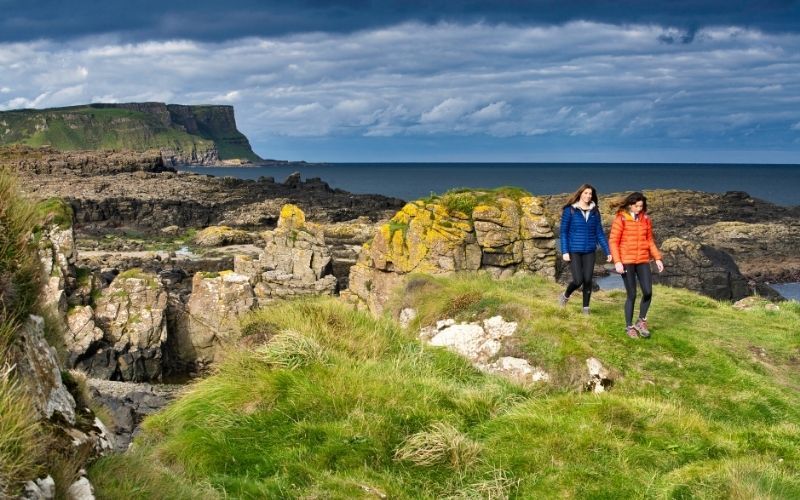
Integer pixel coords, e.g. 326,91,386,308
655,237,750,301
345,193,556,314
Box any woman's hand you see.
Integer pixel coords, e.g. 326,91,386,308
562,254,571,262
606,255,612,263
655,260,664,273
615,262,625,274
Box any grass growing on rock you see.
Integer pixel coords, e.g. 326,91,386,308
90,275,800,498
424,186,533,217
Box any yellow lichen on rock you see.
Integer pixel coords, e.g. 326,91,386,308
194,225,253,246
346,188,558,314
278,203,306,230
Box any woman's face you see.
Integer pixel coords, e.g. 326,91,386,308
580,188,593,204
629,200,644,214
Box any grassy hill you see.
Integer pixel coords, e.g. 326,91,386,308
0,103,261,162
88,274,800,498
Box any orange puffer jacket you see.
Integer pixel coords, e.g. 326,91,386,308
609,211,662,264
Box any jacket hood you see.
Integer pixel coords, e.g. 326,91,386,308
572,201,596,211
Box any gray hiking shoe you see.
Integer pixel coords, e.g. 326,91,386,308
582,307,590,315
558,293,569,308
626,326,639,339
635,318,651,338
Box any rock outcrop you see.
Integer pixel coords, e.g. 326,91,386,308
38,223,77,312
169,204,339,372
685,221,800,283
5,146,169,176
9,315,77,424
16,166,403,232
236,204,337,301
76,271,168,381
344,192,557,314
418,315,551,385
654,237,751,301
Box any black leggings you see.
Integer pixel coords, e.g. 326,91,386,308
565,252,596,307
622,263,653,326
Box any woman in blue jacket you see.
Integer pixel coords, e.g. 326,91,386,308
558,184,612,314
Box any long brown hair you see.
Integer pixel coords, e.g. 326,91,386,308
562,183,599,209
610,191,648,213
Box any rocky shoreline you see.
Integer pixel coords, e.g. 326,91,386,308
8,145,799,475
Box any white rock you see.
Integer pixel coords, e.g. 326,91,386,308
23,476,55,500
586,357,612,393
429,323,501,362
67,477,95,500
482,356,550,383
435,318,456,330
482,315,517,338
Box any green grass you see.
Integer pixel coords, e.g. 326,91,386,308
89,274,800,498
0,166,41,334
424,186,533,217
0,166,47,495
33,198,73,231
0,354,44,497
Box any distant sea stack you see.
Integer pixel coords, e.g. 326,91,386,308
0,102,262,166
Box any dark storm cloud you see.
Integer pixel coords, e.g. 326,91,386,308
1,0,799,42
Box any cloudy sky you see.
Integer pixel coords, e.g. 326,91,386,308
2,1,800,162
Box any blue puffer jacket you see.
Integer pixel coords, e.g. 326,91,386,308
560,204,611,256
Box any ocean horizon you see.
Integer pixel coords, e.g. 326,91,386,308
179,162,800,207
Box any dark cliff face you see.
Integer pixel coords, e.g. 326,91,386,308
0,102,262,164
166,104,261,162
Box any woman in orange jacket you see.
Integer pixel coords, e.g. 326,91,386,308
608,192,664,339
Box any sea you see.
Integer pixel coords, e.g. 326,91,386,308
178,162,800,300
179,163,800,207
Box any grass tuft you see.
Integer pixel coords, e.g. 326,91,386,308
252,330,328,370
394,421,482,470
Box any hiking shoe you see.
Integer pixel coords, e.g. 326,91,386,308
635,318,651,338
626,326,639,339
558,293,569,308
582,307,590,315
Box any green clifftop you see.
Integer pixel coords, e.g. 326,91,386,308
0,103,262,164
